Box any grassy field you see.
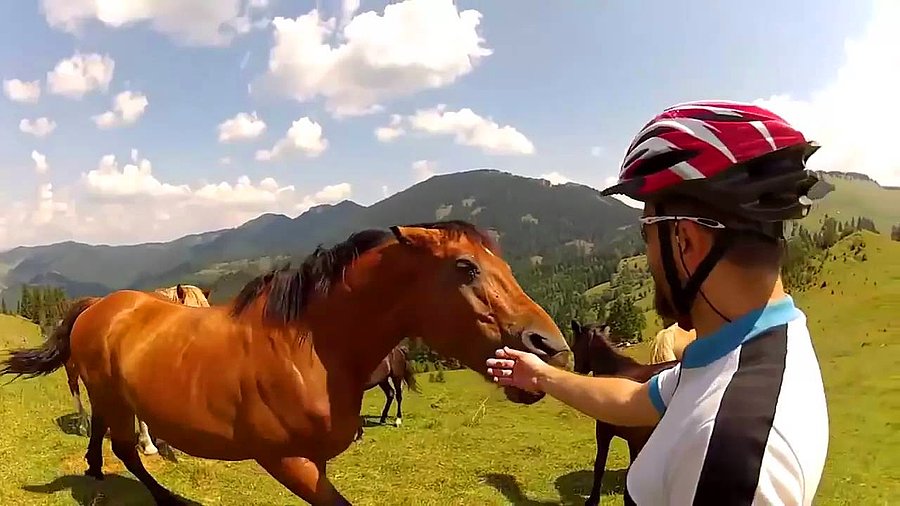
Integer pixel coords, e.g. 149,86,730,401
0,232,897,505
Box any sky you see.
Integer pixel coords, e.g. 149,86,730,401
0,0,894,249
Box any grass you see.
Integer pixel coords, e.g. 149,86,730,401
804,174,900,237
0,232,897,505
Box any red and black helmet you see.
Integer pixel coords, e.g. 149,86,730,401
601,100,829,222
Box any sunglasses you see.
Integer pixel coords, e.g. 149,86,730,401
638,215,726,240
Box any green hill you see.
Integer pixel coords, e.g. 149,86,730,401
806,172,900,236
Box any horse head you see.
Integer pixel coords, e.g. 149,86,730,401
387,221,570,405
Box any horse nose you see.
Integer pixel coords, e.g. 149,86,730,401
522,331,561,358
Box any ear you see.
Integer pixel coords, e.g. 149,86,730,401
176,284,186,302
390,225,442,249
202,288,211,299
570,319,582,335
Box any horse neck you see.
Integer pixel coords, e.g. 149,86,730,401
590,336,637,375
304,251,418,387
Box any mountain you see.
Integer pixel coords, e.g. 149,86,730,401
0,169,642,303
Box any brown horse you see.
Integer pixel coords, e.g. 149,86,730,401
354,344,419,441
1,220,570,505
570,320,676,506
62,284,212,456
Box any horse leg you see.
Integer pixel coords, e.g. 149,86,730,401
390,375,403,427
257,456,351,505
66,361,90,435
107,408,183,505
377,380,394,425
84,414,108,480
137,418,159,455
585,422,612,506
354,418,364,442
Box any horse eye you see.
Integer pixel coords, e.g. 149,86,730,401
455,258,480,283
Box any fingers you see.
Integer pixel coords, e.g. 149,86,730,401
491,376,515,386
486,367,512,378
485,358,514,369
496,346,527,358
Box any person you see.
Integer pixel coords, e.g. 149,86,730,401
487,101,832,505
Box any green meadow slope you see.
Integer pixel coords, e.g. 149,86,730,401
0,232,896,504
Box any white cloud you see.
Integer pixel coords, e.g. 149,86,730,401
0,151,356,247
754,0,900,187
46,52,115,99
31,151,49,174
297,183,352,209
3,79,41,103
412,159,437,182
220,157,233,165
32,183,69,225
19,117,57,137
218,111,266,142
93,91,149,128
386,104,535,155
540,171,571,186
84,155,192,199
258,0,491,116
374,114,405,142
39,0,270,47
256,117,328,160
590,146,605,157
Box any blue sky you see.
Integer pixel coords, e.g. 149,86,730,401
0,0,892,248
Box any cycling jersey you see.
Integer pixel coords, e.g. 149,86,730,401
627,295,829,505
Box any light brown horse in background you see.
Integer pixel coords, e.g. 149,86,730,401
354,344,419,441
648,321,697,363
62,284,212,455
1,220,570,505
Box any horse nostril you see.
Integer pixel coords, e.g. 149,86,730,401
523,332,557,357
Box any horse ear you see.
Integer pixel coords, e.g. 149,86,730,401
390,225,441,249
202,288,211,299
570,320,582,335
176,284,186,302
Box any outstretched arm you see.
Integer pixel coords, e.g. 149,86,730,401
486,347,665,427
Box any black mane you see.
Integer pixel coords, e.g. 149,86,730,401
230,220,498,324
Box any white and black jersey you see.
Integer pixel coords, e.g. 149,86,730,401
627,296,829,505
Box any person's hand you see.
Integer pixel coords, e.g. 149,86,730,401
485,347,549,393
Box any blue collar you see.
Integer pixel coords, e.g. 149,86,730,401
681,295,803,369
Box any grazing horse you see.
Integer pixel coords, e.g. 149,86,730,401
648,322,696,363
1,220,570,505
62,284,212,455
571,320,677,506
354,344,419,441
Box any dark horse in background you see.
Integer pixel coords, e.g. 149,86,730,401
570,320,677,506
355,344,420,441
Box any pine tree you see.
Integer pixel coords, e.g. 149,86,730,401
0,298,7,314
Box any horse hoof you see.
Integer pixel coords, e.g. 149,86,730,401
141,444,159,456
84,468,104,481
394,418,402,427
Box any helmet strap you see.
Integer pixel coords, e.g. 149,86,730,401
655,204,734,325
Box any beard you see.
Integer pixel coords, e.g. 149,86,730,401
653,277,679,323
652,272,697,331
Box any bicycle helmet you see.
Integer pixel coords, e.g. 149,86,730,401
601,100,831,222
602,100,832,322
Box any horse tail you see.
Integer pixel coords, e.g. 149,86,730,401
0,296,99,380
397,346,420,393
